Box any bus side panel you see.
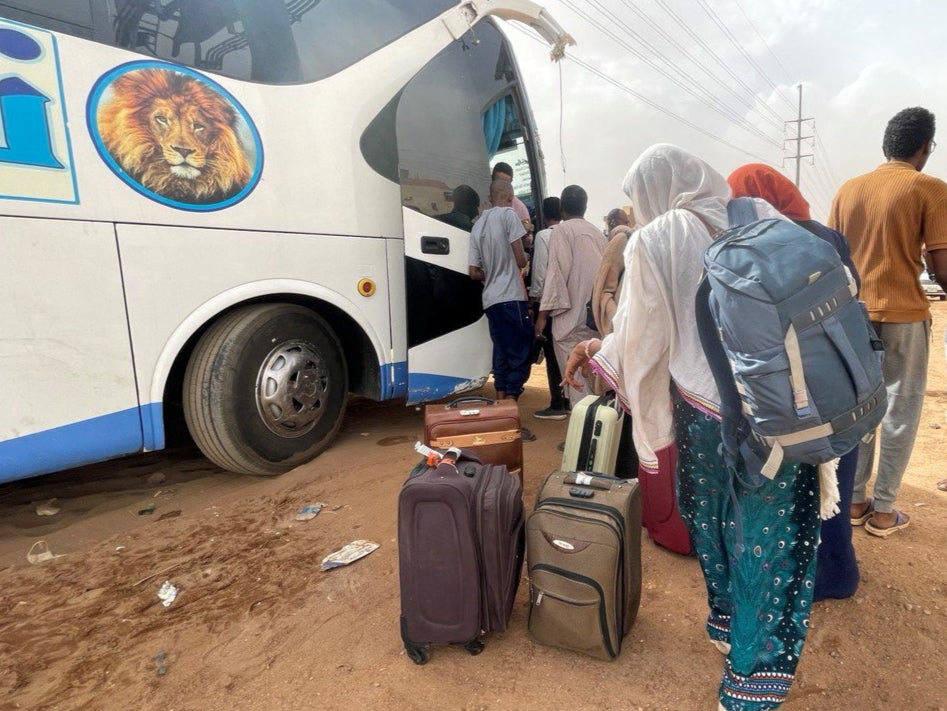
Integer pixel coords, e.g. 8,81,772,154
0,217,142,482
115,225,395,412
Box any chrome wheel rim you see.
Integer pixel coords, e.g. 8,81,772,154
255,340,328,438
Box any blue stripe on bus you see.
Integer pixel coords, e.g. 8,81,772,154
0,404,161,484
406,372,476,405
380,361,408,400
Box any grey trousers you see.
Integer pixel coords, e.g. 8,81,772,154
854,320,930,513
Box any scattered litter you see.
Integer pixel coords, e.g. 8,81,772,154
153,489,177,498
914,502,927,507
295,503,325,521
115,545,126,553
157,510,182,521
146,472,167,486
35,499,60,517
27,540,64,564
360,432,370,437
152,652,168,676
321,540,379,571
929,422,941,429
138,502,156,516
157,580,179,607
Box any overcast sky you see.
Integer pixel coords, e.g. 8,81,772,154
505,0,947,225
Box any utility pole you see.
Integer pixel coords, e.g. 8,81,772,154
784,84,813,188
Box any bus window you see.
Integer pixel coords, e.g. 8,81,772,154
0,0,103,38
103,0,457,85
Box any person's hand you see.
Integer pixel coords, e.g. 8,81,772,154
534,311,548,339
562,339,600,391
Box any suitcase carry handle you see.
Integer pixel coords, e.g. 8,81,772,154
445,396,496,409
564,472,618,490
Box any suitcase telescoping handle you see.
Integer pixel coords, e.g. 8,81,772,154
564,472,614,490
446,396,496,409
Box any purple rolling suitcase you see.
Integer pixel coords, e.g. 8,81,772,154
398,452,524,664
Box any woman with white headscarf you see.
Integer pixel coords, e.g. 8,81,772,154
564,145,820,711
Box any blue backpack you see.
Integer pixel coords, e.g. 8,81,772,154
695,198,887,481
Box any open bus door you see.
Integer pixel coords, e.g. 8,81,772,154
397,18,550,404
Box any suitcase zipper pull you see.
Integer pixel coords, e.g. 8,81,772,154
535,591,544,606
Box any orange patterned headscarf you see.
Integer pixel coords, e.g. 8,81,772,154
727,163,811,221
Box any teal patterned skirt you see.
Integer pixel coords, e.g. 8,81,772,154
673,389,820,711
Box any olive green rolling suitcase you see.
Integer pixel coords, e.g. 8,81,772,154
526,471,642,660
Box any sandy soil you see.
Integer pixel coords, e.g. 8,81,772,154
1,307,945,711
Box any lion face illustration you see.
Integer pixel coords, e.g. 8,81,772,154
96,68,255,205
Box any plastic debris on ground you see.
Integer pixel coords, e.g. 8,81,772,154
27,540,64,564
321,540,380,571
294,503,326,521
153,652,168,676
35,499,60,516
157,580,179,607
138,502,156,516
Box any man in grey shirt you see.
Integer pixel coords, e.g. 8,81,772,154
469,180,533,406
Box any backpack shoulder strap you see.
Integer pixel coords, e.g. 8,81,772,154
694,276,747,471
726,197,759,228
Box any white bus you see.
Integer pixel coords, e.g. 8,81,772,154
0,0,570,481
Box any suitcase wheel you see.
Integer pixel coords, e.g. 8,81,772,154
464,639,484,656
405,643,430,665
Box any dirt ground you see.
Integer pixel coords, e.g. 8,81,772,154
1,309,945,711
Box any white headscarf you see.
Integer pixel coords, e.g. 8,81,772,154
592,145,750,470
622,143,731,230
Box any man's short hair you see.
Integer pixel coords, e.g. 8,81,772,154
883,107,936,160
492,162,514,180
542,196,561,223
560,185,588,217
606,208,629,228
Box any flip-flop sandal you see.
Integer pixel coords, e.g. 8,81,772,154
850,498,874,526
864,509,910,538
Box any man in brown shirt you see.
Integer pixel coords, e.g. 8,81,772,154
830,106,947,536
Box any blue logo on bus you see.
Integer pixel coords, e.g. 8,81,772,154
87,61,263,212
0,21,78,204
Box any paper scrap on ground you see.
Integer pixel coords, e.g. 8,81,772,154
294,503,326,521
35,499,60,516
321,540,379,571
157,580,179,607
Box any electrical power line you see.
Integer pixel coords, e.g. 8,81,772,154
694,0,797,112
731,0,795,85
511,25,775,164
559,0,783,150
653,0,788,127
616,0,785,132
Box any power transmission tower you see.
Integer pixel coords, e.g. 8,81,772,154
784,84,813,188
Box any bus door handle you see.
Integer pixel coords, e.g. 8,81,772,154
421,236,450,255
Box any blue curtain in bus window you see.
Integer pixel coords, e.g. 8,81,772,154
482,95,511,158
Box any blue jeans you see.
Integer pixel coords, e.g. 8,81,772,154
485,301,533,398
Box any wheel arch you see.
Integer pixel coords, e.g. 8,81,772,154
152,281,386,443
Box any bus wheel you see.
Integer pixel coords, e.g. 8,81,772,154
183,303,348,476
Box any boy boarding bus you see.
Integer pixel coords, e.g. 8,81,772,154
0,0,571,481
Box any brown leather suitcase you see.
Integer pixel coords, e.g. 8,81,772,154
399,453,524,664
424,396,523,482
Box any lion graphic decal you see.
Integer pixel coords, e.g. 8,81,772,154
90,64,261,209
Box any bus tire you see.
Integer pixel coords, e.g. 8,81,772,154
183,303,348,476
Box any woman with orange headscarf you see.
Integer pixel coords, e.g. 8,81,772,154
728,163,861,601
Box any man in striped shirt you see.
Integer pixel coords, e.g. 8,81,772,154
830,106,947,537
